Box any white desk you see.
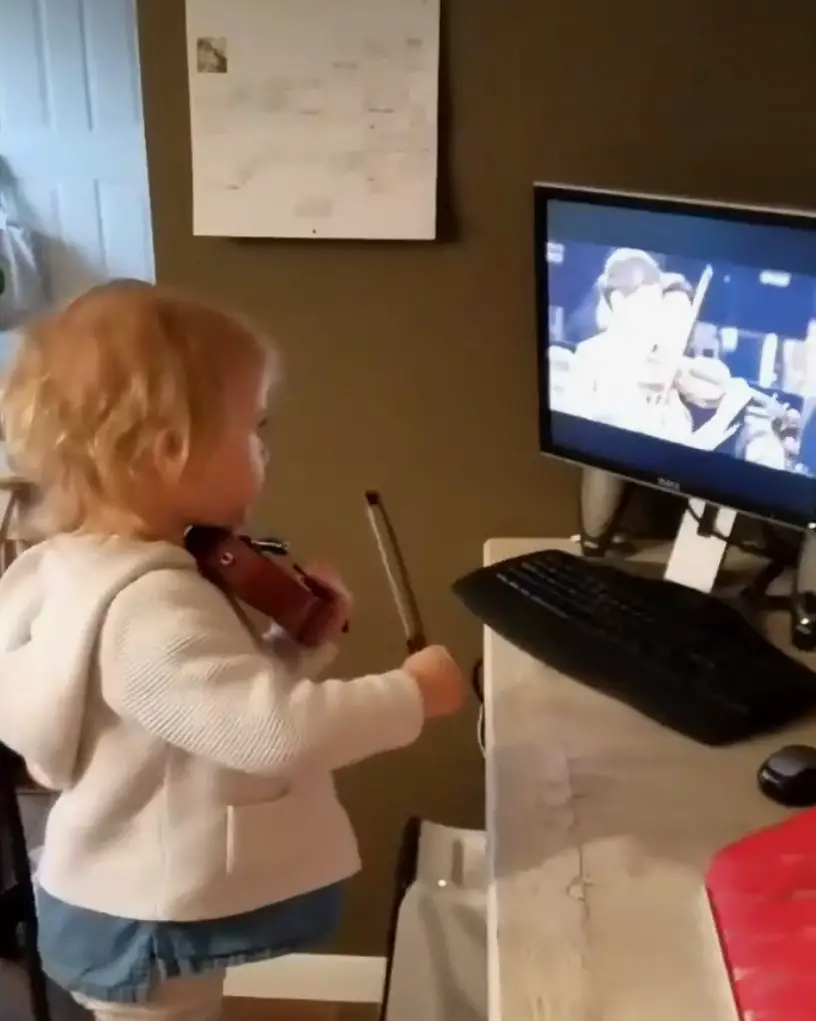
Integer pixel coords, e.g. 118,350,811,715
484,537,816,1021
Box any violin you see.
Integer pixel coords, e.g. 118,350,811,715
184,525,347,648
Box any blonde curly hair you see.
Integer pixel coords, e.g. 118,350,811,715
1,279,273,534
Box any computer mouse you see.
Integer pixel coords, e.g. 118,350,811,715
757,744,816,807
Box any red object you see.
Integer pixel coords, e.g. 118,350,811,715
184,525,345,647
705,807,816,1021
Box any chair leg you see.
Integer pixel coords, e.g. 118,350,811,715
1,777,51,1021
378,817,421,1021
0,886,24,959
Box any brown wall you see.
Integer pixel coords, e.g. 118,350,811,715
136,0,815,952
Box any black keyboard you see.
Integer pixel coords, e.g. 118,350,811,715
453,549,816,746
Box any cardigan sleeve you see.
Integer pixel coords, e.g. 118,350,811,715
100,569,424,777
237,601,340,677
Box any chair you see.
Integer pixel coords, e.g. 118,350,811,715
379,817,488,1021
378,658,488,1020
0,743,51,1021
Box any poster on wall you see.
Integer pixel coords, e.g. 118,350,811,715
185,0,441,241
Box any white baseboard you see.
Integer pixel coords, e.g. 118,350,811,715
225,953,387,1003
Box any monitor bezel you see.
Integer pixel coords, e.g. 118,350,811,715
535,182,816,531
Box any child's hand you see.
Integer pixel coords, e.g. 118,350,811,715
302,561,353,646
402,644,466,718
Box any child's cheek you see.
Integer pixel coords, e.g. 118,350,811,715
250,435,267,484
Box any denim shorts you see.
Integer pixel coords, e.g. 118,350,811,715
36,883,344,1003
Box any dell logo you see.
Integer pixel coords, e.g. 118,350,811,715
657,478,681,492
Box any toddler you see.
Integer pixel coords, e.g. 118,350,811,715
0,281,465,1021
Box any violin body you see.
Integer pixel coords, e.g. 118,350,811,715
184,525,342,647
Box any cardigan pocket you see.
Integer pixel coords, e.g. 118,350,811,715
226,791,311,876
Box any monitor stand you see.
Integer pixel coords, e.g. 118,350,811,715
664,499,736,595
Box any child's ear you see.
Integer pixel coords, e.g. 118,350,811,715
153,428,188,481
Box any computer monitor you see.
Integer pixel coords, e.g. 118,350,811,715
536,183,816,535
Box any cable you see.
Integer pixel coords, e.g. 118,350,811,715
471,658,485,757
470,658,483,702
685,501,768,556
682,503,798,618
477,705,486,759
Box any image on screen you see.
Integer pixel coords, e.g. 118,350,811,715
545,207,816,487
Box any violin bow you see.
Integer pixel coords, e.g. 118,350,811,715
656,263,714,405
364,491,427,654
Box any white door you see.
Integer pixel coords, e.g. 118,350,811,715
0,0,154,359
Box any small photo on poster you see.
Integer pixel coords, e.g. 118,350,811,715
197,36,228,74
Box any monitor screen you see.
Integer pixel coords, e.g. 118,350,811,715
536,184,816,529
